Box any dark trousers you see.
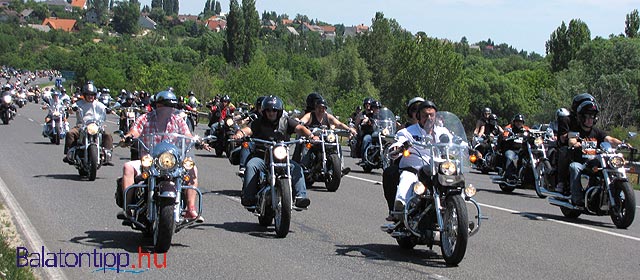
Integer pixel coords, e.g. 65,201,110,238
382,160,400,211
64,126,114,154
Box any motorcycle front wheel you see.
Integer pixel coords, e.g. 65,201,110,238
88,145,99,181
610,181,636,229
273,178,292,238
440,195,469,266
325,154,342,192
534,160,552,198
54,130,60,145
154,203,175,253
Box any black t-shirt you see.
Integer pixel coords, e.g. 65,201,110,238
570,126,607,163
251,115,298,142
557,114,580,146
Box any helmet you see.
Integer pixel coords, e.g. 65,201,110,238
415,100,437,121
556,108,570,120
483,107,492,114
577,100,599,127
82,83,98,96
261,95,284,119
315,98,328,109
155,90,178,107
363,97,374,106
221,95,231,103
371,100,382,109
61,88,67,93
52,91,61,98
488,113,498,121
125,93,135,101
120,89,127,95
571,93,596,113
306,92,323,112
178,96,185,103
188,91,195,96
512,114,525,123
255,96,266,108
406,97,425,117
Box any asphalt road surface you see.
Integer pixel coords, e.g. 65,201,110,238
0,103,638,280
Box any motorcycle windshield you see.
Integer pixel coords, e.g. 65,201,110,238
137,133,196,158
374,108,397,135
433,111,471,172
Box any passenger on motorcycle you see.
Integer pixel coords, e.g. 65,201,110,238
187,91,200,109
382,96,424,221
359,100,382,161
473,107,492,136
567,101,624,206
42,91,68,134
63,82,114,165
390,100,452,217
474,113,503,159
207,94,235,132
499,114,530,183
119,90,209,221
112,93,142,132
230,95,316,208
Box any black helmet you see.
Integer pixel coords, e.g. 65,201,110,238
406,97,425,117
512,114,525,123
483,107,492,114
125,93,135,101
577,100,599,126
371,100,382,109
489,113,498,121
415,100,437,121
363,97,374,106
261,95,284,119
306,92,323,112
82,83,98,96
221,95,231,102
155,90,178,107
255,96,266,108
571,93,596,113
315,98,328,108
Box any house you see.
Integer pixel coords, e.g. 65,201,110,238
0,9,18,22
301,22,324,33
205,18,226,32
178,14,199,23
28,24,51,32
281,18,293,26
343,24,369,37
138,15,157,30
70,0,87,10
42,17,77,32
42,0,73,12
85,7,99,24
286,26,299,35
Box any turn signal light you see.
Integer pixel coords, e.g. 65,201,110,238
403,150,410,157
183,175,190,182
469,154,477,163
242,142,249,149
141,171,149,179
306,143,313,149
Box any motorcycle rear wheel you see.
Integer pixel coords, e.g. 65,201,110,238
273,178,292,238
154,203,175,253
498,183,515,193
396,236,417,249
440,195,469,266
610,181,636,229
88,145,99,181
325,154,342,192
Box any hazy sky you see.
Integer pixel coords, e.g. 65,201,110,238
139,0,639,54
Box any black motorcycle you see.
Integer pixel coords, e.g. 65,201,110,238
359,108,397,173
470,135,500,174
1,92,15,124
491,130,548,194
67,118,107,181
381,111,482,266
300,126,350,192
114,107,145,159
206,115,240,157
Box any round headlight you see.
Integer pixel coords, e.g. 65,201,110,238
327,133,336,142
412,181,426,195
381,128,390,136
464,184,477,198
183,157,195,170
609,156,625,169
439,161,457,175
226,118,234,126
273,146,288,160
2,95,11,104
534,137,544,146
86,123,99,135
158,152,177,170
141,154,153,167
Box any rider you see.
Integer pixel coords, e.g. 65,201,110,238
42,91,68,136
568,101,624,206
230,95,316,208
236,96,266,176
112,93,142,132
187,91,200,109
207,94,235,133
382,97,423,221
359,100,382,161
474,113,504,159
1,84,17,118
119,90,209,221
390,100,451,218
500,114,530,183
63,82,114,166
473,107,492,136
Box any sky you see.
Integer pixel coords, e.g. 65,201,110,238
139,0,640,55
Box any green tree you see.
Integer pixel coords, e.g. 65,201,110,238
242,0,259,64
546,20,590,72
111,1,140,35
223,0,243,65
625,9,640,38
215,1,222,15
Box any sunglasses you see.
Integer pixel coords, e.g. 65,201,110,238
409,106,419,114
264,109,278,113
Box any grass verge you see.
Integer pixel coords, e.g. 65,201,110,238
0,204,37,280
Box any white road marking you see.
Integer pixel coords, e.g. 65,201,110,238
478,202,640,242
345,175,381,185
0,176,67,279
27,118,34,122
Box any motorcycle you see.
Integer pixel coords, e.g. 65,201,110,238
205,114,239,157
42,103,69,145
359,108,397,173
115,132,214,252
66,117,107,181
540,133,637,229
244,137,306,238
491,130,548,194
381,111,482,266
16,91,28,108
1,92,15,124
469,135,500,174
114,107,145,159
300,126,351,192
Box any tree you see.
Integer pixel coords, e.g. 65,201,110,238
625,9,640,38
111,1,140,35
546,19,590,72
566,19,590,60
242,0,259,64
223,0,243,65
151,0,162,9
215,1,222,15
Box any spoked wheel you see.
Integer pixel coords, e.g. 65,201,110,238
325,154,342,192
273,178,292,238
154,203,175,253
609,181,636,229
440,195,469,266
534,161,552,198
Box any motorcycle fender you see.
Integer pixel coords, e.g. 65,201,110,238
437,174,464,187
157,181,177,198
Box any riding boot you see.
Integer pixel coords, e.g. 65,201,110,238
103,149,114,166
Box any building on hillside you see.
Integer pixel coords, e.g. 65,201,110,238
286,26,299,36
138,15,157,30
281,18,293,26
42,0,73,12
343,24,369,37
42,17,77,32
28,24,51,32
205,16,226,32
85,7,99,24
178,14,199,23
70,0,87,10
0,9,17,22
320,25,336,41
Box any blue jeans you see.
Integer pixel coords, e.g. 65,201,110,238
242,157,308,200
361,134,372,159
504,150,518,179
239,142,254,169
569,161,586,202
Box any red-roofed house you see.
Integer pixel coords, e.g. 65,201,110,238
205,18,226,32
42,17,77,32
281,18,293,25
70,0,87,10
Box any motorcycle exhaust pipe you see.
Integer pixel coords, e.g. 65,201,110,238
539,188,570,200
548,197,581,210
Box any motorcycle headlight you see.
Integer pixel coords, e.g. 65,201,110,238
534,137,543,146
381,128,390,136
183,157,195,170
608,156,625,169
141,154,153,167
273,146,288,160
158,152,177,170
464,184,477,198
412,181,426,195
439,161,457,175
226,118,234,126
126,112,136,118
2,95,11,104
326,133,336,142
86,123,99,135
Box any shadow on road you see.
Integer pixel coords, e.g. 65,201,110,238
335,243,448,268
349,169,381,175
478,188,539,199
69,230,160,253
203,189,241,197
24,141,55,145
33,173,89,181
189,221,282,239
516,211,616,229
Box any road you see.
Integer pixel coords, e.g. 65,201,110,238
0,103,638,280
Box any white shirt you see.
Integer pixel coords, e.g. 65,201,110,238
74,99,107,125
391,123,453,170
